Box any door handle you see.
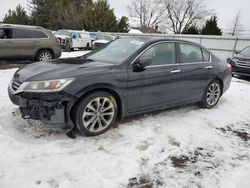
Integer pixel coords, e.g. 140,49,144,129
4,41,13,44
33,41,40,44
205,66,213,69
170,69,181,73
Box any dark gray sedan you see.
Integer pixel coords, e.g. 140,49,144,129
8,38,232,137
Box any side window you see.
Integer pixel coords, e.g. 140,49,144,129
13,29,48,39
33,31,48,38
141,43,176,65
14,29,33,39
179,43,203,63
202,49,210,62
0,28,12,39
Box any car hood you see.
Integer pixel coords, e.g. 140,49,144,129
54,34,71,39
14,58,115,83
93,39,110,44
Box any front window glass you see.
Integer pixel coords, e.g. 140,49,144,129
140,43,176,65
85,39,145,64
179,43,203,63
240,47,250,57
0,28,12,39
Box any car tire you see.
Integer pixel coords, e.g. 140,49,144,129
36,50,54,61
74,91,118,136
85,43,90,50
200,80,222,109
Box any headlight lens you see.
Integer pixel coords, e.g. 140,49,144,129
22,78,75,93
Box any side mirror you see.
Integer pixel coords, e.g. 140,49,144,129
234,50,239,54
133,56,152,71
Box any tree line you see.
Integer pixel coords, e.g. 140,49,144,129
2,0,229,35
2,0,130,32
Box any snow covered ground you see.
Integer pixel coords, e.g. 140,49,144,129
0,51,249,188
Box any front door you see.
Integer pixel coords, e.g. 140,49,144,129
127,42,182,113
0,28,14,60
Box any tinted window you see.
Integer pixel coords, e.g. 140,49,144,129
141,43,176,65
0,28,12,39
13,28,48,39
202,49,210,62
179,43,203,63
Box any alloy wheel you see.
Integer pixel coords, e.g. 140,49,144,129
39,52,52,61
82,97,115,133
206,83,221,106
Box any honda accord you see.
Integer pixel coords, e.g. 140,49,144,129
8,38,232,137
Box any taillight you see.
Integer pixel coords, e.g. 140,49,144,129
227,63,232,72
56,37,61,44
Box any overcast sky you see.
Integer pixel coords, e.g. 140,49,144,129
1,0,250,33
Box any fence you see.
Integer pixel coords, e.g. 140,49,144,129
105,32,250,61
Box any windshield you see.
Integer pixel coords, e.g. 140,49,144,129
84,38,145,64
240,47,250,57
97,35,113,41
55,30,71,37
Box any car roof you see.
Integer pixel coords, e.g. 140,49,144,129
0,23,45,30
120,37,207,49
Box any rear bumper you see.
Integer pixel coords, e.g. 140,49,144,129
8,87,77,130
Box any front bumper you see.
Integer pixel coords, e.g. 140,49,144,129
8,87,77,130
230,61,250,76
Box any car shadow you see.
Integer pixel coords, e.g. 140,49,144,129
0,60,34,69
234,75,250,82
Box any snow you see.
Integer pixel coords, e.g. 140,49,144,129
0,51,250,188
129,29,143,34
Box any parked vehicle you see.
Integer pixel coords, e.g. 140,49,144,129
54,30,91,51
92,34,114,49
8,38,232,137
0,24,61,61
228,46,250,77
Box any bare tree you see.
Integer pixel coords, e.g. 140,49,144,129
228,12,243,36
162,0,211,34
127,0,165,28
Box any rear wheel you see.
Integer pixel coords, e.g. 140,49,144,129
200,80,222,109
36,50,53,61
74,92,118,136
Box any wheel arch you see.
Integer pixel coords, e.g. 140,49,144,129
70,84,124,123
213,77,224,95
35,48,55,60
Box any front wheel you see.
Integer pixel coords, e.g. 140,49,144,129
200,80,222,109
74,92,118,136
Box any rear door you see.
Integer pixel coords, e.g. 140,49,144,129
13,28,48,60
127,42,182,113
0,28,14,60
178,42,214,102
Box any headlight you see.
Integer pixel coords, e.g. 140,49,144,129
22,78,75,93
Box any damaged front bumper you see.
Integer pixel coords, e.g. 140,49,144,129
8,87,77,130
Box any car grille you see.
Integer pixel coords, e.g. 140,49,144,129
12,80,21,92
236,60,250,68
